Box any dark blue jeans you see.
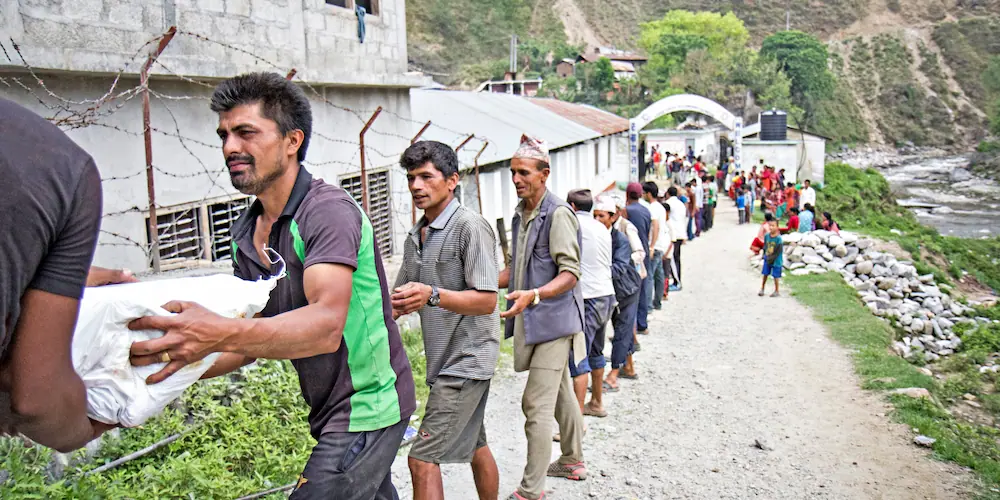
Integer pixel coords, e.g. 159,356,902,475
636,260,651,332
650,250,665,309
610,293,639,369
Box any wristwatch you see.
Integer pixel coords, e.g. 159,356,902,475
427,286,441,307
532,288,541,306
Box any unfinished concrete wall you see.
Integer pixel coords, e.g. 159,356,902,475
1,73,416,271
1,0,422,87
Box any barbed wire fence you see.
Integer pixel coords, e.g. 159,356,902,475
1,26,498,274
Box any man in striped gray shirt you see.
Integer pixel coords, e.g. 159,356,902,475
391,141,501,500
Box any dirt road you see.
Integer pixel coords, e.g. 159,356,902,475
390,203,971,499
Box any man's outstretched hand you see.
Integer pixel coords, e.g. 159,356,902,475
499,290,534,319
87,266,138,287
128,301,232,385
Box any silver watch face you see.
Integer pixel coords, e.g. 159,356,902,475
428,288,441,306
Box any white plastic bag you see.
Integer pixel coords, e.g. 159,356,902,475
73,272,281,427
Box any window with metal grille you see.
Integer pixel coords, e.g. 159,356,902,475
209,198,251,261
146,197,251,268
340,170,393,258
148,208,203,267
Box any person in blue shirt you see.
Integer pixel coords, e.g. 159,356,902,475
759,219,783,297
798,203,815,233
736,189,746,224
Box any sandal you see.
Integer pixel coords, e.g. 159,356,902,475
547,460,588,481
583,402,608,418
619,372,639,380
602,380,620,393
508,492,545,500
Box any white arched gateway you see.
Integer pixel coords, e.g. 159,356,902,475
629,94,743,181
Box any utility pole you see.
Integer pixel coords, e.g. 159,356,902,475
786,1,791,30
509,34,517,74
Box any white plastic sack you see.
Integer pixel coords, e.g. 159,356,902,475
73,273,280,427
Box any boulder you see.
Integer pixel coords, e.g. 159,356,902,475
856,238,874,250
873,265,889,277
950,168,973,182
802,255,826,266
919,274,935,284
893,387,931,399
783,232,804,244
950,303,964,316
924,352,940,362
800,233,823,248
788,253,803,264
841,231,859,244
805,265,827,274
855,281,875,292
812,229,834,244
856,261,874,275
789,262,806,270
878,278,898,290
834,244,848,257
889,290,905,299
923,319,935,335
828,259,847,271
900,314,914,326
911,319,925,334
932,320,945,338
828,235,845,248
821,251,834,261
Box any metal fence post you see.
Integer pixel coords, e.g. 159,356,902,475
285,68,297,80
474,141,489,215
359,107,382,213
455,134,475,152
141,26,177,273
409,120,432,224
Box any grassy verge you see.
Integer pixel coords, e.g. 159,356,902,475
788,272,1000,497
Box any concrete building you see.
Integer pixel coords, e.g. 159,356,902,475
476,72,543,96
641,125,728,166
741,122,828,184
576,48,647,81
1,0,432,271
410,89,629,242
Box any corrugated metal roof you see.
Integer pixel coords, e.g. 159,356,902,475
610,61,636,73
528,98,628,136
410,89,603,167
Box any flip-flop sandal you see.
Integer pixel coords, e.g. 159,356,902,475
583,403,608,418
619,372,639,380
508,492,545,500
602,381,620,393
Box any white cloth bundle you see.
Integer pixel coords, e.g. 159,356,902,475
73,273,280,427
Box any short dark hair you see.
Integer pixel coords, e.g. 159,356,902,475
765,213,775,222
662,201,671,212
787,182,794,188
667,186,678,197
804,203,814,211
642,181,658,197
210,72,312,162
400,141,459,178
805,179,812,184
790,207,800,214
627,190,641,201
567,189,594,212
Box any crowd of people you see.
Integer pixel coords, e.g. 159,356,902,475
0,71,715,500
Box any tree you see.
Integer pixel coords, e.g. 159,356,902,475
760,31,835,131
582,57,614,96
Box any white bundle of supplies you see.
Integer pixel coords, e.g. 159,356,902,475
73,270,281,427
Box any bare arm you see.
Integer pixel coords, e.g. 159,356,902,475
130,263,354,384
392,283,496,317
649,218,660,250
498,268,510,289
200,353,256,379
1,290,97,452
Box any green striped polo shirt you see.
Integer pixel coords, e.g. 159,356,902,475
230,167,415,437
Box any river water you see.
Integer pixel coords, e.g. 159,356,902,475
872,155,1000,239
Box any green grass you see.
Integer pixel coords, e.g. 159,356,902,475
788,273,1000,496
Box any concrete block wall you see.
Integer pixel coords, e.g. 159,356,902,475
0,73,417,271
1,0,423,87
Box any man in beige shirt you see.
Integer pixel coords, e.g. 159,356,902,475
499,135,587,500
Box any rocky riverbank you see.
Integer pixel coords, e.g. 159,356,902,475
751,229,997,364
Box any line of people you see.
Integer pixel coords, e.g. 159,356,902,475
1,72,702,500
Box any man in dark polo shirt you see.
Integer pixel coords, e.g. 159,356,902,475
127,73,415,499
0,99,134,451
390,141,500,500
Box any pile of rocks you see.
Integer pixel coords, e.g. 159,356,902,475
751,229,979,363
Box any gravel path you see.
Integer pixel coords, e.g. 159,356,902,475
390,203,972,499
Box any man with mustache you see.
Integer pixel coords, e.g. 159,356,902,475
391,141,501,500
0,99,135,452
127,72,415,500
499,135,587,500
